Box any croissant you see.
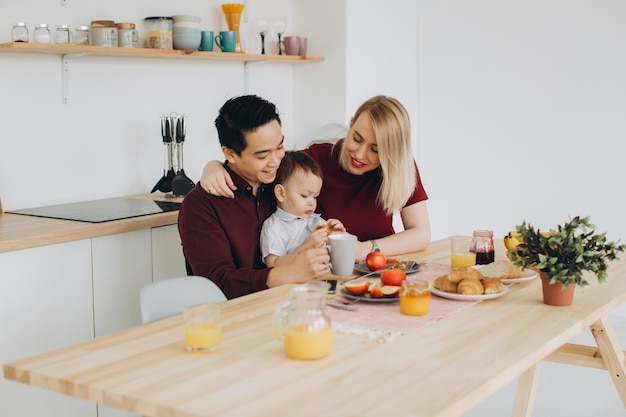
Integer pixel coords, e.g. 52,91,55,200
457,279,484,295
447,266,484,283
434,275,458,293
482,278,502,294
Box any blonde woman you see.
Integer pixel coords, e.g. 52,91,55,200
201,95,431,259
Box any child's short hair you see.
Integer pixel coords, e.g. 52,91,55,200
276,151,322,184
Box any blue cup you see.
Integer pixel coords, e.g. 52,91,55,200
215,30,236,53
199,31,214,51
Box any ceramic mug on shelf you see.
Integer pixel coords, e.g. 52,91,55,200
283,36,300,56
199,31,214,51
298,36,307,57
215,30,236,52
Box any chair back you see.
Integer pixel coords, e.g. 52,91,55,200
140,276,227,323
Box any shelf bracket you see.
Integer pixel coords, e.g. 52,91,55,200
61,52,89,104
243,60,269,94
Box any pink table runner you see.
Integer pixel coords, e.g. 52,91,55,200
328,264,479,342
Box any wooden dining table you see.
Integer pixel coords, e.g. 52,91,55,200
4,237,626,417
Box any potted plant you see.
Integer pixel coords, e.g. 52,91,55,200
505,215,626,306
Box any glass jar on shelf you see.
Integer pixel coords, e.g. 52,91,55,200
34,23,51,44
54,24,73,44
12,22,29,42
74,25,89,45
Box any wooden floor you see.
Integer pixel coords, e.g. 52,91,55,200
462,311,626,417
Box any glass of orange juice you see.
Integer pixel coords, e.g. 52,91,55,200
400,280,430,316
184,302,221,353
451,237,476,268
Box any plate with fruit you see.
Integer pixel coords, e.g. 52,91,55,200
340,268,408,303
340,281,401,303
354,252,420,275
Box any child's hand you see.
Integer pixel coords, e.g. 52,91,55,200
326,218,346,233
304,228,329,248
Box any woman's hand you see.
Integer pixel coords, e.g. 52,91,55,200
200,160,237,198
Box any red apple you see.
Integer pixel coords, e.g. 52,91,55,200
366,251,387,271
380,269,406,286
381,285,400,297
369,285,383,298
344,281,369,295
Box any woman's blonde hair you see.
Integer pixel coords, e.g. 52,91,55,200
339,95,416,215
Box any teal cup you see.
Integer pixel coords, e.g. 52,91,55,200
215,30,236,53
199,31,214,51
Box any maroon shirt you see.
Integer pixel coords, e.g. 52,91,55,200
303,140,428,241
178,164,276,299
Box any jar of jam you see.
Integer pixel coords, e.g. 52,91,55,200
471,230,494,265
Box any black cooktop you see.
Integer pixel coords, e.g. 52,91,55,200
6,198,182,223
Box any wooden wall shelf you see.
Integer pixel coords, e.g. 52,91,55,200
0,42,324,63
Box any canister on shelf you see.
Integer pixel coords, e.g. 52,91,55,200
115,22,138,48
54,24,72,44
90,20,118,47
144,16,173,50
12,22,29,42
470,230,495,265
34,23,51,44
75,25,89,45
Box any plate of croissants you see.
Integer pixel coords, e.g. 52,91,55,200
431,265,509,300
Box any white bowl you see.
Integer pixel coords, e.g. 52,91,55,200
173,33,201,50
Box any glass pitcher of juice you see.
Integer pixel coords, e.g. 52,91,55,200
272,281,333,360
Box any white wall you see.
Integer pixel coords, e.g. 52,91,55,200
418,0,626,242
0,0,297,209
2,0,625,246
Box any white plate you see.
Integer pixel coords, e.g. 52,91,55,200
430,284,509,301
473,265,539,285
501,269,538,284
353,260,421,275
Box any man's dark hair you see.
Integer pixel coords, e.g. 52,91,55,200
275,151,323,185
214,95,282,155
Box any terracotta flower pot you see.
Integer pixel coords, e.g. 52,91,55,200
540,272,576,306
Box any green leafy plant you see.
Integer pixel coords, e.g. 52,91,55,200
506,216,626,288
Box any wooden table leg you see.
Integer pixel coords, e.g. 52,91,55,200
511,363,541,417
591,316,626,407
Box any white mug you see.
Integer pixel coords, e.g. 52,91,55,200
327,233,357,276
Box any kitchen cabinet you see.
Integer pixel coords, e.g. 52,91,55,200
151,224,186,282
0,212,184,417
0,240,96,417
92,229,153,338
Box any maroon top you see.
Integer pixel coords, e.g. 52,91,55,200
178,164,276,299
303,140,428,241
